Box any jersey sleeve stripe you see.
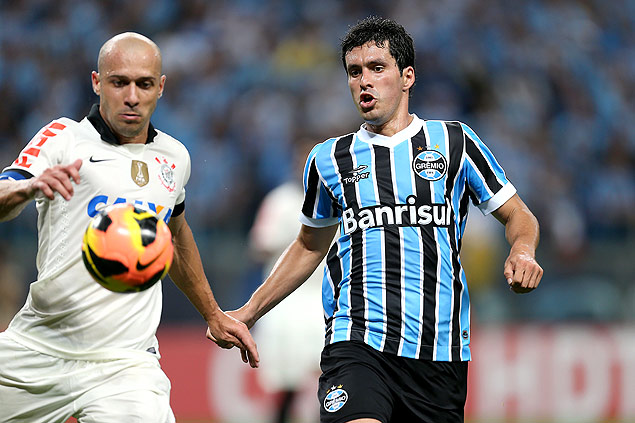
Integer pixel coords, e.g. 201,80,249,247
464,134,506,194
301,156,320,218
299,214,339,228
477,182,517,215
172,201,185,217
0,169,34,181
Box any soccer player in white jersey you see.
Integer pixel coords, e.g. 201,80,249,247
0,32,258,423
227,17,543,423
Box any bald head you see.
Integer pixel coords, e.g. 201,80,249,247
98,32,162,75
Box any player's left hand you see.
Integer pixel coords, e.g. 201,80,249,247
205,310,259,368
504,246,543,294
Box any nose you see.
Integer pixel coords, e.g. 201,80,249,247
360,68,373,89
124,83,139,108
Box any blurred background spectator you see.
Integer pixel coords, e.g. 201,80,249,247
0,0,633,328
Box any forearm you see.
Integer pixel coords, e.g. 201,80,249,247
0,180,35,222
505,206,540,256
168,219,221,322
244,234,328,326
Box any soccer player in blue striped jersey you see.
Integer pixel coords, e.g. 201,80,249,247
231,17,543,423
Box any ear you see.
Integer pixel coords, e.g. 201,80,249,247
402,66,415,93
91,71,101,96
158,75,166,99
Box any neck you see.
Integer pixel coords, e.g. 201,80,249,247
117,131,148,145
365,112,413,137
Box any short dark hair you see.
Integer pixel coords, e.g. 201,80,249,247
340,16,415,76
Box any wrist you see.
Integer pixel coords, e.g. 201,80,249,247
204,305,224,324
22,179,39,200
510,242,535,257
240,301,258,328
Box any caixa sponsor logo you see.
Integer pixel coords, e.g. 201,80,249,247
87,195,173,223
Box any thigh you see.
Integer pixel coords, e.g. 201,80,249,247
0,334,75,423
391,359,468,423
75,358,175,423
77,388,174,423
318,342,393,423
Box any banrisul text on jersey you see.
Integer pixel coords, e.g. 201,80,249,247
342,195,452,235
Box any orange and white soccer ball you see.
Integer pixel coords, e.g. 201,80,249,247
81,203,173,293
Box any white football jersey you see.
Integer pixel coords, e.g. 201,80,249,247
1,105,190,360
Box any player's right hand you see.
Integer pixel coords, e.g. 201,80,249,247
29,159,82,201
504,247,543,294
206,309,260,368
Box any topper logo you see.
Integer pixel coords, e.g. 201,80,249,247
342,165,370,184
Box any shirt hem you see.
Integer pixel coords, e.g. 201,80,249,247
4,329,160,362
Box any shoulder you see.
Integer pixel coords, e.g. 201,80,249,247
154,129,187,149
425,119,486,144
153,129,190,157
422,119,468,132
35,117,80,139
28,116,80,149
309,133,355,161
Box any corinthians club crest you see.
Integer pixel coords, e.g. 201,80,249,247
131,160,149,187
155,156,176,192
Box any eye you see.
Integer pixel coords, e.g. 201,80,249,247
373,65,384,72
349,68,361,77
138,80,153,89
112,79,124,87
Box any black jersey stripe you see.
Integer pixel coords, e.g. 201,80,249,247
372,144,402,355
411,128,438,360
333,135,366,342
444,122,465,360
465,134,505,194
301,156,320,218
444,122,463,194
324,242,342,345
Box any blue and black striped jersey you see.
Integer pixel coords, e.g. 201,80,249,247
300,115,516,361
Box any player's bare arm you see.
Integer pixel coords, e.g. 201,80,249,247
492,193,543,294
0,159,82,222
167,212,259,368
232,223,338,328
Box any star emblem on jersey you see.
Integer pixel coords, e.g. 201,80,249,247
412,150,447,181
155,156,176,192
324,385,348,413
131,160,149,187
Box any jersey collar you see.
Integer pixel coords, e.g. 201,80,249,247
356,114,423,148
87,104,157,145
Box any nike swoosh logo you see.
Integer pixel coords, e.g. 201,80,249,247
89,156,115,163
136,256,159,271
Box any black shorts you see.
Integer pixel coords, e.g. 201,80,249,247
317,341,468,423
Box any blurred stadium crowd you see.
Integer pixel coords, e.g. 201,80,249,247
0,0,633,327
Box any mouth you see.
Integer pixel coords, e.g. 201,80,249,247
359,92,376,109
119,112,141,122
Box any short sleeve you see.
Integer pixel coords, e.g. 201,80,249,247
1,119,72,180
461,123,516,215
299,143,340,228
174,144,191,208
